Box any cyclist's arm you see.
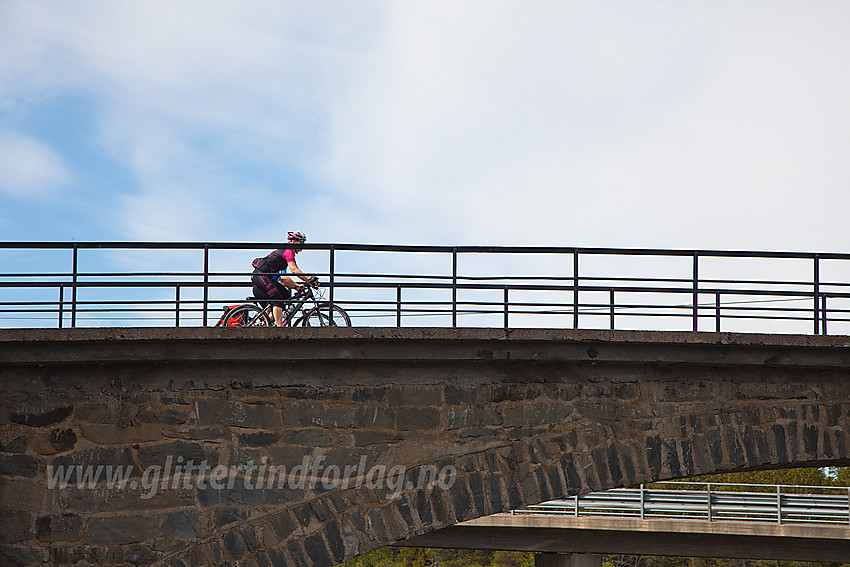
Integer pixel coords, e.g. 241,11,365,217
278,274,302,289
287,260,312,284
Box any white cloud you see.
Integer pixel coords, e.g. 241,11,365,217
0,133,70,196
0,0,379,239
322,1,850,251
2,1,849,252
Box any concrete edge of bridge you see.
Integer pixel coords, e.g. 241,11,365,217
458,513,850,539
2,325,849,346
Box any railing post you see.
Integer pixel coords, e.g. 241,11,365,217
777,485,782,524
692,252,699,332
707,483,712,521
715,291,721,333
203,245,210,327
575,493,580,517
504,287,509,330
71,244,78,328
609,289,615,330
328,245,335,322
814,255,820,335
573,251,579,329
175,285,181,328
452,248,457,328
640,484,645,519
821,295,828,335
397,286,402,327
58,285,64,329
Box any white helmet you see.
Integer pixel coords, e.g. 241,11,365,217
287,230,306,243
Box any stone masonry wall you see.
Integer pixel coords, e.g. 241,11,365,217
1,328,849,567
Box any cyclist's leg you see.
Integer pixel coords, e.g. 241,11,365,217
252,273,277,323
270,282,292,327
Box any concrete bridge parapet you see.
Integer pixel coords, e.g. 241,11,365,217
1,328,849,567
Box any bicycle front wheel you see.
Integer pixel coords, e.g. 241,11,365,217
297,305,351,327
223,305,272,327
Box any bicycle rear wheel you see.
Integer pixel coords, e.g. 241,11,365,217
297,305,351,327
223,305,271,327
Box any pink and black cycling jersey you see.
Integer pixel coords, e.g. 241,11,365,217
251,249,297,304
253,249,296,274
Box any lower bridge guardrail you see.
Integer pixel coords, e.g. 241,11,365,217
513,481,850,525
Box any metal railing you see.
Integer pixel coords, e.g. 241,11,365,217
1,242,849,333
514,482,850,526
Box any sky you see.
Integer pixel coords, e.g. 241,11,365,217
2,0,850,253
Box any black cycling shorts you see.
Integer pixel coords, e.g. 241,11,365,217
251,272,291,309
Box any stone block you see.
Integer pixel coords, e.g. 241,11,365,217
80,423,161,445
0,510,33,543
86,515,159,545
196,400,281,429
287,539,309,567
664,439,681,479
414,490,433,526
48,429,77,453
352,430,402,446
444,385,480,405
707,428,724,467
215,507,250,528
0,478,45,512
278,429,335,447
724,426,746,468
803,424,819,457
394,497,417,532
198,482,301,508
324,519,346,562
352,387,387,403
169,427,227,440
270,511,297,539
75,401,134,426
303,533,331,567
223,529,245,560
282,402,354,429
645,435,662,478
0,454,39,478
125,545,160,565
450,478,473,521
10,405,72,428
353,407,395,429
0,434,28,454
61,481,194,512
388,387,442,407
35,513,82,542
164,510,199,538
137,440,219,470
240,432,280,447
0,543,49,565
396,408,440,431
367,507,388,544
241,526,261,552
51,447,138,483
137,406,191,425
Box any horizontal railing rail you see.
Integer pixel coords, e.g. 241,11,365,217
1,242,849,333
513,481,850,526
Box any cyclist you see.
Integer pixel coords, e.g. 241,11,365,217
251,231,317,326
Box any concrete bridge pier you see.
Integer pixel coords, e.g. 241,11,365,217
536,553,602,567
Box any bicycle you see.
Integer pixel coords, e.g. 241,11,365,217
217,281,351,327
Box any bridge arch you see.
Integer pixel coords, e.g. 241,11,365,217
1,328,848,567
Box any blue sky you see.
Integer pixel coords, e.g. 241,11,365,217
2,1,850,253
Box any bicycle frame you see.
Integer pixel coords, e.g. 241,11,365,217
219,284,350,328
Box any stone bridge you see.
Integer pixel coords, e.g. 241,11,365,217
1,328,849,567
